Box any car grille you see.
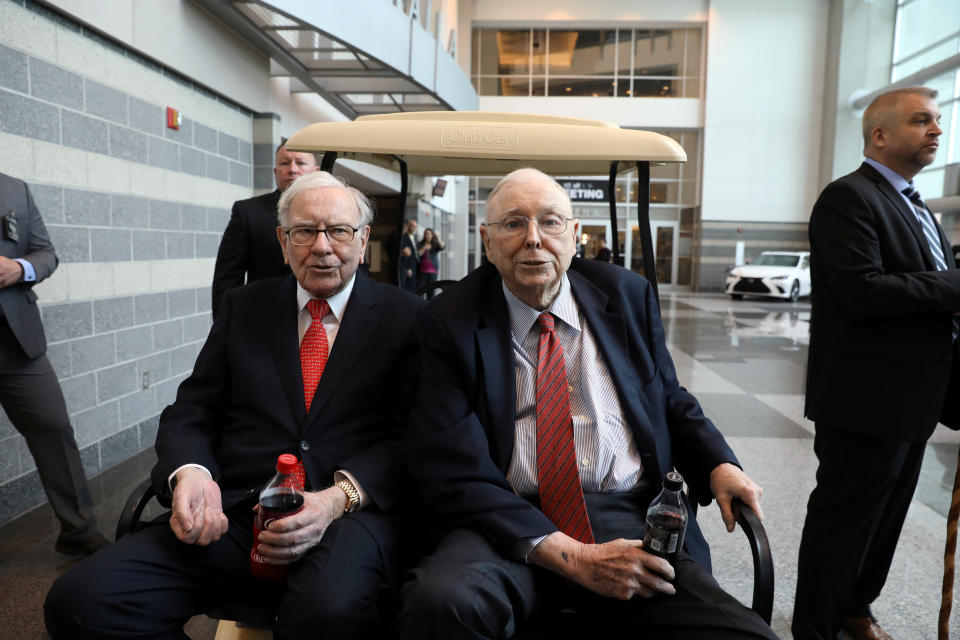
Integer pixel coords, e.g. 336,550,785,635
733,278,772,294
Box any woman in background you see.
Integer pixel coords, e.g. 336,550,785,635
417,228,445,299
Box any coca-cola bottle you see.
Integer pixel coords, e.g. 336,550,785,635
642,470,688,567
250,453,305,580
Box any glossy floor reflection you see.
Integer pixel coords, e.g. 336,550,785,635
1,291,957,639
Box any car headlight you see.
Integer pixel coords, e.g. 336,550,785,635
769,275,788,281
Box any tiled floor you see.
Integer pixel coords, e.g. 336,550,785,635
1,291,957,639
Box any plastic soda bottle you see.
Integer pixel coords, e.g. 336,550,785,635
642,470,688,567
250,453,305,580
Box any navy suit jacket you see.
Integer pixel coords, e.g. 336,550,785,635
405,259,738,567
805,162,960,441
211,190,289,317
0,173,58,359
153,271,423,538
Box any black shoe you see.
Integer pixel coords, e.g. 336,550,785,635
55,531,111,556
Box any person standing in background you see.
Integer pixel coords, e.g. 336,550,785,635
398,219,419,293
211,140,321,317
0,172,109,556
416,228,445,299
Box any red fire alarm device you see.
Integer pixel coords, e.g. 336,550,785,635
166,107,181,130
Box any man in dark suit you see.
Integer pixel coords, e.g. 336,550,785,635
399,169,777,639
0,172,108,556
211,141,320,317
398,219,419,293
45,172,423,640
793,86,960,640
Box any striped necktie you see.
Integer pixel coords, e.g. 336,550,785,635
902,186,948,271
535,313,595,544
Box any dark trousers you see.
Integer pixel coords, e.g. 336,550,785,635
0,319,95,539
792,427,926,640
399,494,778,640
44,503,397,640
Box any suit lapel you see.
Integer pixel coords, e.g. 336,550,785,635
476,274,517,470
860,162,937,270
304,273,380,425
267,276,306,426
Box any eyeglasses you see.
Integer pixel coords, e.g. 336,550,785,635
489,213,573,237
284,224,360,246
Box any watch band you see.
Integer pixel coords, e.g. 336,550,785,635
335,479,361,513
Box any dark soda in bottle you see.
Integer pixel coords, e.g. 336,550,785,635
642,470,687,567
250,453,305,580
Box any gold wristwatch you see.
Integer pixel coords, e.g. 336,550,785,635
335,478,361,513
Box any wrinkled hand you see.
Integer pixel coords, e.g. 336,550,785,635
529,533,675,600
0,256,24,288
255,486,347,565
709,462,764,532
170,468,228,545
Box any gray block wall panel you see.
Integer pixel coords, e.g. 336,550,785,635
0,89,60,143
195,233,220,258
18,437,37,475
169,343,199,375
182,314,211,342
29,185,63,223
96,361,137,403
115,326,153,361
108,124,147,163
180,204,207,231
167,289,196,317
0,44,28,93
165,231,194,259
0,438,19,480
46,342,71,377
147,136,180,171
218,132,239,159
61,110,109,155
72,401,119,448
164,116,193,145
93,296,134,333
128,97,163,136
134,292,167,324
205,154,227,182
61,372,97,413
193,122,218,153
0,472,46,528
70,333,117,374
63,188,110,226
207,208,230,232
180,146,205,178
43,301,93,342
79,442,100,479
84,79,127,125
118,392,156,431
111,194,148,229
0,412,15,440
254,167,275,190
149,199,179,230
152,319,183,350
137,352,171,383
196,287,212,313
155,375,184,408
238,141,252,165
29,58,83,110
132,229,164,260
91,228,132,262
229,161,251,187
253,143,274,166
47,225,90,262
138,415,160,449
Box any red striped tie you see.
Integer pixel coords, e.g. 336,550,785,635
535,313,594,544
300,299,330,414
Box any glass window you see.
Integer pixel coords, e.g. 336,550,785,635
549,30,617,76
896,0,960,62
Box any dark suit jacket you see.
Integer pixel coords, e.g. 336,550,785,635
211,190,289,317
404,259,738,567
0,173,58,359
805,161,960,441
152,271,423,537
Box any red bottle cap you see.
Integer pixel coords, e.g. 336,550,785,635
276,454,299,474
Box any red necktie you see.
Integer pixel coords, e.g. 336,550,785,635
535,313,594,544
300,299,330,414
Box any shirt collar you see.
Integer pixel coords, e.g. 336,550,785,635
503,274,579,341
296,273,356,323
864,157,913,194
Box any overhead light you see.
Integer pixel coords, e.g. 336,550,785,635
565,86,572,92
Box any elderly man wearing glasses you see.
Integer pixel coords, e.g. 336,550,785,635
399,168,778,640
46,171,423,640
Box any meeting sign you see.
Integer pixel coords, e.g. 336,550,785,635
559,180,609,203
